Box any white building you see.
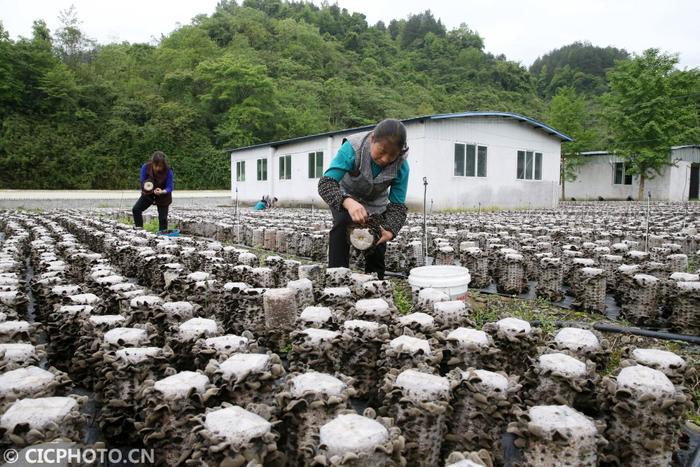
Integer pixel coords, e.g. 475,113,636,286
565,146,700,201
228,112,572,210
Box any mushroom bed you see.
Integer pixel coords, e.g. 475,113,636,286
0,202,698,466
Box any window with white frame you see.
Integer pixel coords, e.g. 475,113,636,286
454,143,487,177
236,160,245,182
256,158,267,181
279,155,292,180
517,150,542,180
613,162,633,185
308,151,324,178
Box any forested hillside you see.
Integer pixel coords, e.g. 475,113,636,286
530,41,629,98
0,0,695,189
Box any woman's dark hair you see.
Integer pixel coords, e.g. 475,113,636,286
372,119,409,156
150,151,169,172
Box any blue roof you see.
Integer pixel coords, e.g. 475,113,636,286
583,145,700,156
226,111,573,153
429,111,573,142
671,145,700,150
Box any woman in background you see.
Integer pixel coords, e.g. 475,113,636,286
132,151,174,231
254,195,278,210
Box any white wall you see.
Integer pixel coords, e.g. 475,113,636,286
270,137,333,206
419,118,561,209
566,156,692,201
230,146,272,203
230,117,564,209
669,161,692,201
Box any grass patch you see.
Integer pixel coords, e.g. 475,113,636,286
116,215,175,233
471,293,558,334
472,305,501,329
601,334,626,376
690,386,700,427
244,246,267,266
15,207,45,213
687,355,700,426
392,279,413,315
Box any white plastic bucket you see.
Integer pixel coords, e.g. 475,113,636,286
407,265,471,301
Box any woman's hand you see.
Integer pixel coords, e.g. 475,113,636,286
154,188,162,195
343,198,368,224
376,227,394,245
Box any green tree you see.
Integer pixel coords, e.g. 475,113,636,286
195,54,280,147
54,5,95,68
602,49,700,199
548,86,597,199
399,10,445,49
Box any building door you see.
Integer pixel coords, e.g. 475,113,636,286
690,163,700,200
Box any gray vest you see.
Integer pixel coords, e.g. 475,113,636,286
339,131,408,215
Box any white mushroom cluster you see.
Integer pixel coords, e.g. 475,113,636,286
136,370,219,465
507,405,607,465
338,320,390,401
70,313,127,390
205,352,286,411
444,450,494,467
98,345,175,443
523,352,597,408
601,365,691,465
0,343,46,372
443,327,500,371
186,404,284,466
459,247,490,289
620,347,692,385
0,395,87,448
277,371,356,466
288,328,342,374
315,411,406,466
165,317,223,370
535,257,563,302
482,317,542,376
445,369,520,462
379,369,453,466
190,332,257,368
548,327,609,372
377,334,443,374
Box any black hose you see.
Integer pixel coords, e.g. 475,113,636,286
682,426,700,467
384,271,408,279
592,322,700,345
528,320,700,345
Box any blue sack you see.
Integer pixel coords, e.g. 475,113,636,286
157,229,180,237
